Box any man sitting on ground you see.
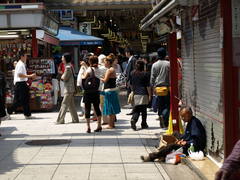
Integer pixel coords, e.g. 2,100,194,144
141,106,206,162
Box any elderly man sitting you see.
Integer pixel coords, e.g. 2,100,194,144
141,106,206,162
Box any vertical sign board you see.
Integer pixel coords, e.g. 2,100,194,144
232,0,240,67
79,23,91,35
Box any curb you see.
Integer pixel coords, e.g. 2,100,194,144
181,158,208,180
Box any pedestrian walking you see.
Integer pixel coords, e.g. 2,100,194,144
150,47,170,128
130,60,151,130
82,55,102,133
77,57,89,117
7,50,36,119
58,61,65,99
101,55,121,129
125,47,137,115
56,53,79,124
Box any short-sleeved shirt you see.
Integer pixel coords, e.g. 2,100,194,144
14,60,27,85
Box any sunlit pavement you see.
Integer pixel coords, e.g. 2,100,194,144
0,106,201,180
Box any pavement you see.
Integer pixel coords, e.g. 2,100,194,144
0,96,202,180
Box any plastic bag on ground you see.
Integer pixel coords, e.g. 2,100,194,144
188,151,204,160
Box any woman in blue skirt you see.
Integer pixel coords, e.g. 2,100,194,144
101,55,121,129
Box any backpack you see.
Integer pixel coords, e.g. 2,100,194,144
83,68,100,93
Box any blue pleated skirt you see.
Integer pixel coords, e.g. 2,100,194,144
102,90,121,115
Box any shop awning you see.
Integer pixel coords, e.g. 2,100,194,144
56,27,104,46
140,0,188,31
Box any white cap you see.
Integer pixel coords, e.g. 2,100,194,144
98,54,106,66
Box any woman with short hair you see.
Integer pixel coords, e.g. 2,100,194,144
56,53,79,124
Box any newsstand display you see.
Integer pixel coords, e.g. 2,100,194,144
28,58,55,111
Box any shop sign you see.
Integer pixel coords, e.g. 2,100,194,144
79,23,91,35
232,0,240,37
60,10,73,21
42,16,58,36
0,14,7,28
36,30,59,46
51,9,73,21
11,13,43,28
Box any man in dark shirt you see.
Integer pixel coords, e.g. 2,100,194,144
141,106,206,162
125,47,137,115
215,140,240,180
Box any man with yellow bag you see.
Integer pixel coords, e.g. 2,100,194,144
150,47,170,128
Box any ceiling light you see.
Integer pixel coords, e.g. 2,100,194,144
0,35,19,39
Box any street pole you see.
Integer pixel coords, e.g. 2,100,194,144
31,29,38,58
168,32,179,132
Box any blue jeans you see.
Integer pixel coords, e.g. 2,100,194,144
157,93,170,127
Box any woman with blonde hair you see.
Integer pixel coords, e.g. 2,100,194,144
101,55,121,129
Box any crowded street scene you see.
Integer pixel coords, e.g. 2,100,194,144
0,0,240,180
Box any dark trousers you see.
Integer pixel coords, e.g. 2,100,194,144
132,105,147,126
157,93,170,127
84,101,101,119
8,82,31,117
0,95,6,118
149,144,182,161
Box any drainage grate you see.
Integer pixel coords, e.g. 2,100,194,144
25,139,71,146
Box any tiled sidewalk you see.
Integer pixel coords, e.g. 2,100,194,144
0,109,201,180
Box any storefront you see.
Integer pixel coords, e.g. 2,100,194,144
56,26,103,73
140,0,228,162
0,3,59,111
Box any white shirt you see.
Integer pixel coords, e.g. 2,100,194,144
14,60,27,85
77,65,87,87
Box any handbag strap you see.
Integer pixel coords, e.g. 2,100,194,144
90,67,96,77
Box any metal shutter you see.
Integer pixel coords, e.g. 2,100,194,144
193,0,224,158
181,10,195,110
